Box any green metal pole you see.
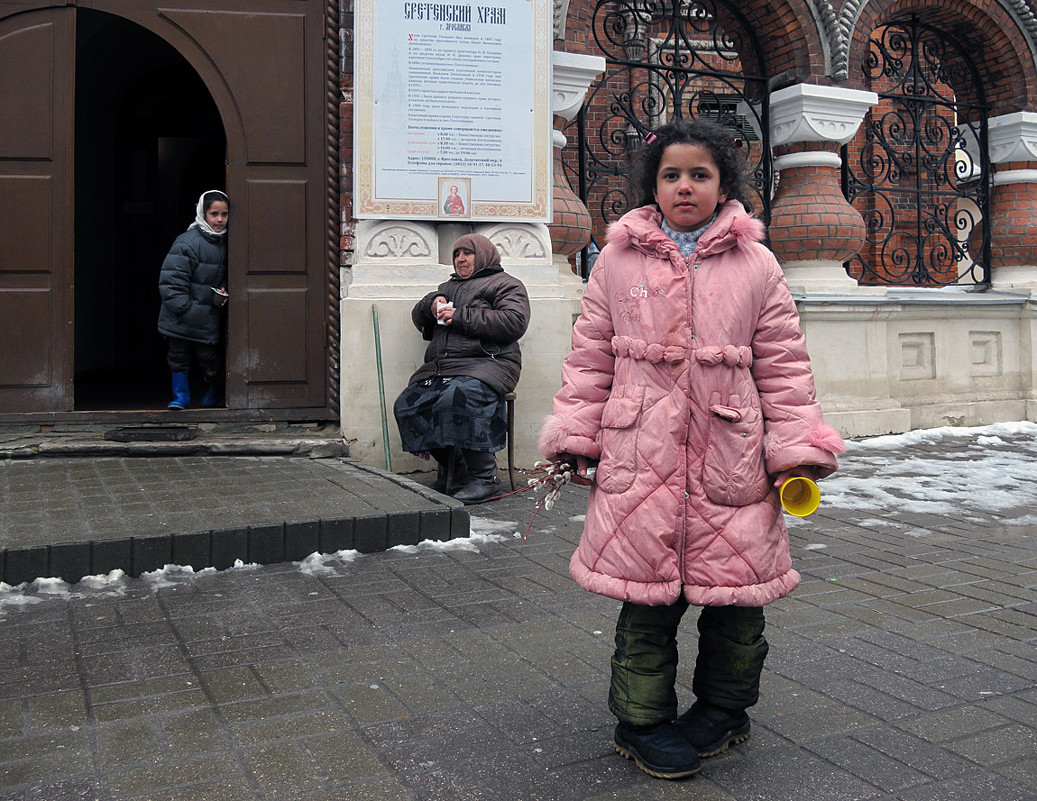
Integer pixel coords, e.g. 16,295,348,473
371,304,392,471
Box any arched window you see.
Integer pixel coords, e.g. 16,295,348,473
843,17,990,286
565,0,769,270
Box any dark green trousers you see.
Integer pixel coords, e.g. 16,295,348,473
608,597,768,727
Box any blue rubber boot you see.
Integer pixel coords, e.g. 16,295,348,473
201,384,219,408
168,372,190,410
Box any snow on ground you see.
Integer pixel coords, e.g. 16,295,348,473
822,421,1037,519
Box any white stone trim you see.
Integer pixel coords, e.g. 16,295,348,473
772,151,843,172
553,0,571,40
353,219,438,264
987,111,1037,164
478,223,553,265
770,84,878,146
992,169,1037,186
552,51,605,122
991,265,1037,293
781,260,885,296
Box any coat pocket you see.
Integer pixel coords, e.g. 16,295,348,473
702,391,769,506
596,387,645,494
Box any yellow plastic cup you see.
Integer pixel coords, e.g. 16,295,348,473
780,476,820,517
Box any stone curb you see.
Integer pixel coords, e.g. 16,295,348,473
0,455,470,587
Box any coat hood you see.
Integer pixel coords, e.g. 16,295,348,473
606,201,765,263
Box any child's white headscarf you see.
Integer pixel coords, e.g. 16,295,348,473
188,189,229,238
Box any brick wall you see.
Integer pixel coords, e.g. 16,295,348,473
338,1,1037,274
990,166,1037,266
849,0,1035,111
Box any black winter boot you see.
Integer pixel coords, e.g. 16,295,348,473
613,721,701,780
675,700,750,757
429,448,468,494
450,450,501,504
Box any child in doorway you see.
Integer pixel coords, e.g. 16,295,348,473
157,189,229,410
538,119,845,780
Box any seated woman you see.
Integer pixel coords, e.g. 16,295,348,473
394,233,530,503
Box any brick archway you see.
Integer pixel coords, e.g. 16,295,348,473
847,0,1035,113
845,15,992,286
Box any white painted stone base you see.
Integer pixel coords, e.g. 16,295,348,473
342,220,1037,468
781,260,885,296
991,265,1037,295
799,289,1037,438
340,220,582,472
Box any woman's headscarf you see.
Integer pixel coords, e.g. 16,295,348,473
189,189,230,238
451,233,501,275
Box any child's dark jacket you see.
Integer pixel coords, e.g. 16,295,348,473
157,227,227,345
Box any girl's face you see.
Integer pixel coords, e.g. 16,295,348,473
205,200,230,233
653,143,726,232
454,246,476,278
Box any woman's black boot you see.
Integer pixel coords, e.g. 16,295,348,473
451,451,501,504
429,448,468,494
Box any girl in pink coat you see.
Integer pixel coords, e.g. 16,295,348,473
539,120,845,780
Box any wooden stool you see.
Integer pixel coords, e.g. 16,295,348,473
444,391,517,494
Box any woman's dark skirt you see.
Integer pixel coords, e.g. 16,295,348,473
393,376,507,453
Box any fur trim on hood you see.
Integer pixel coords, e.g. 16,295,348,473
605,201,766,261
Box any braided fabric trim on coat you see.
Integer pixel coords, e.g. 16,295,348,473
611,336,752,367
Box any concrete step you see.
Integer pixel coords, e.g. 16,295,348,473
0,453,466,587
0,421,349,459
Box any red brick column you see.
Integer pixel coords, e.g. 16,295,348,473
990,165,1037,266
547,52,605,275
768,143,866,264
986,113,1037,291
549,51,605,273
765,84,878,294
549,129,593,260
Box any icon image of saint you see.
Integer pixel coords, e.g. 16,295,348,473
443,184,466,215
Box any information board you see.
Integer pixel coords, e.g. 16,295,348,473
354,0,552,221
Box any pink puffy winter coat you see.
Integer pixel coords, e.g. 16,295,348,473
539,201,845,608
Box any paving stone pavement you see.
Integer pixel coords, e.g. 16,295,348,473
0,456,467,586
0,429,1034,800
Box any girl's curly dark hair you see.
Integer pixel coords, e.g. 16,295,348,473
632,118,751,212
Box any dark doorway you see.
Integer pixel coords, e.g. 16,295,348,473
74,9,226,410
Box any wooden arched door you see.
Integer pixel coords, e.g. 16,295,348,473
0,7,74,413
0,1,334,415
